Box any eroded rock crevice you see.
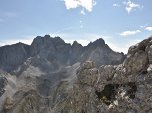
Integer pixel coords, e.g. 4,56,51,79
95,82,137,106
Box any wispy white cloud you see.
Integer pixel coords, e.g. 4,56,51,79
80,9,86,15
63,0,96,14
119,30,141,36
80,25,83,29
113,3,120,7
139,24,148,29
123,0,142,13
145,27,152,31
79,20,83,28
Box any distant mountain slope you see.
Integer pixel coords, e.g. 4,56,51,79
0,35,126,113
0,35,125,72
0,42,30,71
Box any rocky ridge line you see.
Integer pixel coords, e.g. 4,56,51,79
67,37,152,113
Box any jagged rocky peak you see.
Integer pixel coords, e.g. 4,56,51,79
31,35,53,55
31,35,65,46
30,35,66,56
72,41,82,46
87,38,105,48
72,41,83,51
53,36,65,45
0,35,126,73
0,43,30,71
31,35,52,46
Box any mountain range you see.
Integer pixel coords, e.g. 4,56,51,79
0,35,125,72
0,35,151,113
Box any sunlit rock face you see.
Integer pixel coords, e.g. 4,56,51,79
0,35,129,113
64,37,152,113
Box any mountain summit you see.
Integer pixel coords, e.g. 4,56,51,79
0,35,127,113
0,35,125,72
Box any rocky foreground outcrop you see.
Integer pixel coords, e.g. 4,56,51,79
60,37,152,113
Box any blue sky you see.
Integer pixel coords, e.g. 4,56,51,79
0,0,152,53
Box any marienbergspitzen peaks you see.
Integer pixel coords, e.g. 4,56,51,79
0,35,152,113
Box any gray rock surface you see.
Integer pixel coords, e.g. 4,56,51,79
0,74,7,97
0,35,125,72
0,35,127,113
0,42,30,71
60,36,152,113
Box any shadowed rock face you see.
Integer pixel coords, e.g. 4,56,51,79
0,35,126,113
0,43,30,71
0,35,125,72
64,36,152,113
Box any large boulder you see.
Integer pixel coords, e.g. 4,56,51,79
77,61,98,86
